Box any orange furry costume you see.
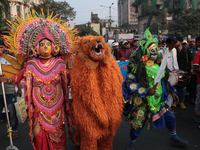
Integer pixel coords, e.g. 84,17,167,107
70,36,123,150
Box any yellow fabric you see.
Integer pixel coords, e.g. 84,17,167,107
0,54,22,77
2,67,19,77
15,54,25,65
3,54,21,70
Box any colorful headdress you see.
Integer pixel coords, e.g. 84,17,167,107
139,28,158,56
2,7,79,57
129,28,158,60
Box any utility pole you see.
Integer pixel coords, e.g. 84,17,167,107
100,3,114,32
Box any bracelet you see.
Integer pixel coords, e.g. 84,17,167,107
7,77,13,84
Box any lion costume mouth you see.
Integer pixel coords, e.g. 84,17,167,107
91,41,104,57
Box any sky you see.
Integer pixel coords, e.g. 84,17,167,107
55,0,118,26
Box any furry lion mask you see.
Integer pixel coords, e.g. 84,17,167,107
71,36,123,150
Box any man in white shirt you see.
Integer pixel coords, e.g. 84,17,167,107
160,37,179,107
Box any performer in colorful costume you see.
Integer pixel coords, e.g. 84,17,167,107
70,36,123,150
0,8,78,150
123,28,188,150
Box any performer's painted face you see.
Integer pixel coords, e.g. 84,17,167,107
148,43,158,61
39,39,52,58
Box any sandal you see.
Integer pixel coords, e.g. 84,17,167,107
12,132,18,140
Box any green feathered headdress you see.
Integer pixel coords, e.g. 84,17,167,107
129,28,158,59
139,28,158,56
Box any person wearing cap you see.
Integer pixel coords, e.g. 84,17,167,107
117,40,131,61
111,42,119,59
182,40,188,47
0,39,21,140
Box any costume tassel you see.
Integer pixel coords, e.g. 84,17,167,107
40,7,44,18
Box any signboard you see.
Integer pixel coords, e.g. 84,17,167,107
166,17,172,20
108,31,114,39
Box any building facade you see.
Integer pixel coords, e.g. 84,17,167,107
8,0,40,17
137,0,200,34
118,0,138,30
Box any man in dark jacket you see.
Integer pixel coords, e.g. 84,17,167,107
176,37,193,109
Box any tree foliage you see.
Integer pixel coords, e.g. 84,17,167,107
0,0,10,31
77,25,99,37
150,8,168,34
31,0,76,21
141,3,151,16
168,9,200,37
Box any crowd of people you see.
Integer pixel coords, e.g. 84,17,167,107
110,35,200,121
0,8,199,149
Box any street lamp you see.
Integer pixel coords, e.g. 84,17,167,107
100,3,114,31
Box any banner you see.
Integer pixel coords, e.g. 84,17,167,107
117,61,129,81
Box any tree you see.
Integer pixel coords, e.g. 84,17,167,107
77,25,99,37
151,8,168,34
31,0,76,21
168,9,200,37
0,0,10,31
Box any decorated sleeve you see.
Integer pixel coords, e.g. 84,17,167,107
123,72,149,103
10,69,25,84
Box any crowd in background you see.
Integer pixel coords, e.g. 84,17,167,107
110,36,200,124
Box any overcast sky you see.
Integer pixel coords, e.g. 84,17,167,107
55,0,118,25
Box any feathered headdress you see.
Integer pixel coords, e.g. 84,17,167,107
139,28,158,55
2,7,79,57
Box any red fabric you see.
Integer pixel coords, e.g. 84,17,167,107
116,49,131,60
130,47,137,52
11,69,24,84
39,58,49,64
35,125,66,150
35,129,49,150
193,50,200,84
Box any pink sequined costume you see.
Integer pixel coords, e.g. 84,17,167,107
2,8,79,150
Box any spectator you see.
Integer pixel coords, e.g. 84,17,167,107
130,40,139,51
111,42,119,59
188,39,196,50
176,36,193,109
0,39,21,139
188,38,199,104
162,40,166,47
158,41,163,51
160,37,179,107
193,37,200,122
182,40,188,47
127,41,131,50
117,40,131,61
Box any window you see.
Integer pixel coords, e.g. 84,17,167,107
17,6,20,16
156,4,162,10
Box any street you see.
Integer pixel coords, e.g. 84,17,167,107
0,99,200,150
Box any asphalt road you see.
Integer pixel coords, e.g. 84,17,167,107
0,99,200,150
